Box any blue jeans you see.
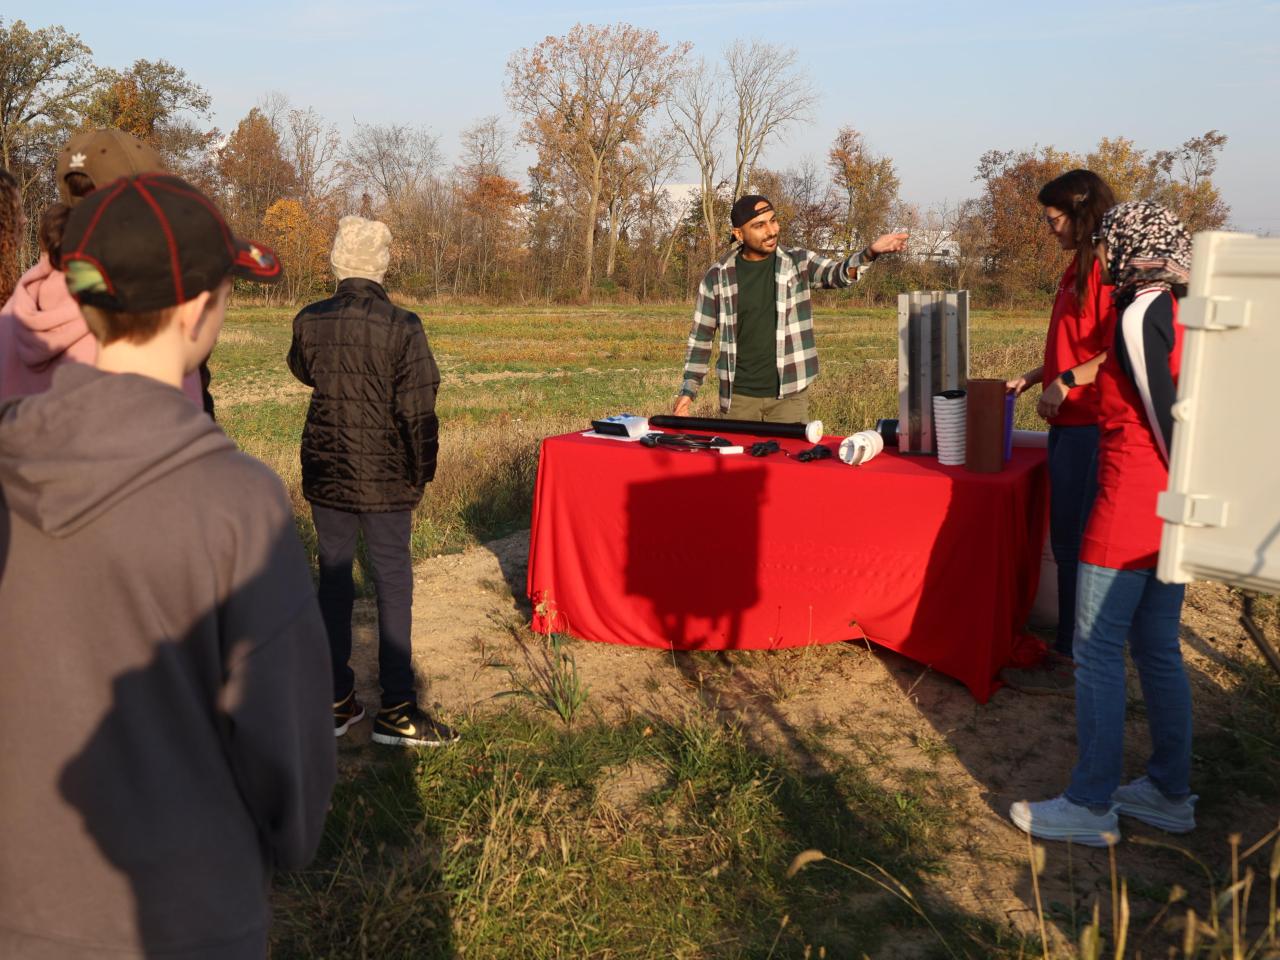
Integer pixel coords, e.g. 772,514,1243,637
1066,563,1190,808
1047,424,1099,656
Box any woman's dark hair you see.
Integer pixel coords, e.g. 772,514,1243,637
39,203,72,269
64,171,96,201
1038,169,1116,302
1,168,22,305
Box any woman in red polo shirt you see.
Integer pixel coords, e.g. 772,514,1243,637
1012,200,1196,846
1007,170,1116,663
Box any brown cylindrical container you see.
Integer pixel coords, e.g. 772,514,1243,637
964,378,1006,473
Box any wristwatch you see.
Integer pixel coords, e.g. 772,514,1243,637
1060,368,1077,388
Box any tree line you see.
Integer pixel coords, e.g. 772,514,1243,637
1,17,1231,306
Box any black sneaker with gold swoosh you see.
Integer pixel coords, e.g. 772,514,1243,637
334,691,365,737
371,702,460,747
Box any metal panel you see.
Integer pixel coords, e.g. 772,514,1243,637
897,289,970,454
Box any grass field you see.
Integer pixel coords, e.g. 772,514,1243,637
213,299,1047,565
210,300,1280,959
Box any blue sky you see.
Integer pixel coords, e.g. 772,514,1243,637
11,0,1278,231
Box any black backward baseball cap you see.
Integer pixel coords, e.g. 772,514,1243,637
61,173,282,313
731,194,774,228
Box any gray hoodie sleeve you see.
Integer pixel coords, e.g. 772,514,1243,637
217,477,336,870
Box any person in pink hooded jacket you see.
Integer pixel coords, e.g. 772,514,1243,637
0,129,203,405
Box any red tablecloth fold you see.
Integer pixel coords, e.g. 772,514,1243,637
527,431,1048,702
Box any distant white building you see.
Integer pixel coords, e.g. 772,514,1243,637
906,228,960,267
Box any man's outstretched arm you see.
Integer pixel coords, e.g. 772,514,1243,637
674,270,721,414
807,232,911,288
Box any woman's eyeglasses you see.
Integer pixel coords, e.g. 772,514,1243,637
1044,211,1068,228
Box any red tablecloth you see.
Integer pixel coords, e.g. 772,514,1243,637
527,431,1048,702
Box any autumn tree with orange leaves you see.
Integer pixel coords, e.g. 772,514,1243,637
82,59,218,188
973,146,1076,301
828,126,899,255
217,106,299,240
506,23,688,300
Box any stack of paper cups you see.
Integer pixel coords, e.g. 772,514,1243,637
932,390,967,466
838,429,885,466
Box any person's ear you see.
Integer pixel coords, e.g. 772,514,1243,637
177,290,214,342
731,226,743,244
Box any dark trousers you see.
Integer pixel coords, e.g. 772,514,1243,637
1047,424,1100,656
311,504,416,707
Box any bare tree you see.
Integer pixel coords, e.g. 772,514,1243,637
1154,130,1227,194
601,145,646,280
944,197,985,291
725,40,816,202
459,115,511,178
286,105,342,202
667,56,728,250
1154,130,1230,232
780,157,837,251
506,23,688,299
344,121,440,207
634,130,684,283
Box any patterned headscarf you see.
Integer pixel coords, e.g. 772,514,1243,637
1098,200,1193,312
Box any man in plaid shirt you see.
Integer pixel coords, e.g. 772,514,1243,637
674,195,908,422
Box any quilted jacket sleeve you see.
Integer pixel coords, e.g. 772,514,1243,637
394,315,441,488
286,310,314,387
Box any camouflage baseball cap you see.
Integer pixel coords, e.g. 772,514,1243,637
55,128,166,206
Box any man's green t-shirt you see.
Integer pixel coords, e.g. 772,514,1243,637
733,252,778,398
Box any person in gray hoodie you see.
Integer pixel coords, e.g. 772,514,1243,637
0,173,336,959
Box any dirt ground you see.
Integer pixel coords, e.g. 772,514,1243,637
344,530,1279,954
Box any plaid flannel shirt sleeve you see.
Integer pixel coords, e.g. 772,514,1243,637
804,249,872,288
679,268,721,399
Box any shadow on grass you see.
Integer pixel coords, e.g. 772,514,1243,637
271,748,456,959
662,652,1034,958
270,705,1039,959
456,428,540,549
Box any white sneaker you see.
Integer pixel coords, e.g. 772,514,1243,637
1112,777,1197,833
1010,795,1121,847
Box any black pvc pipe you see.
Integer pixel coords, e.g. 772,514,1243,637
648,415,817,441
